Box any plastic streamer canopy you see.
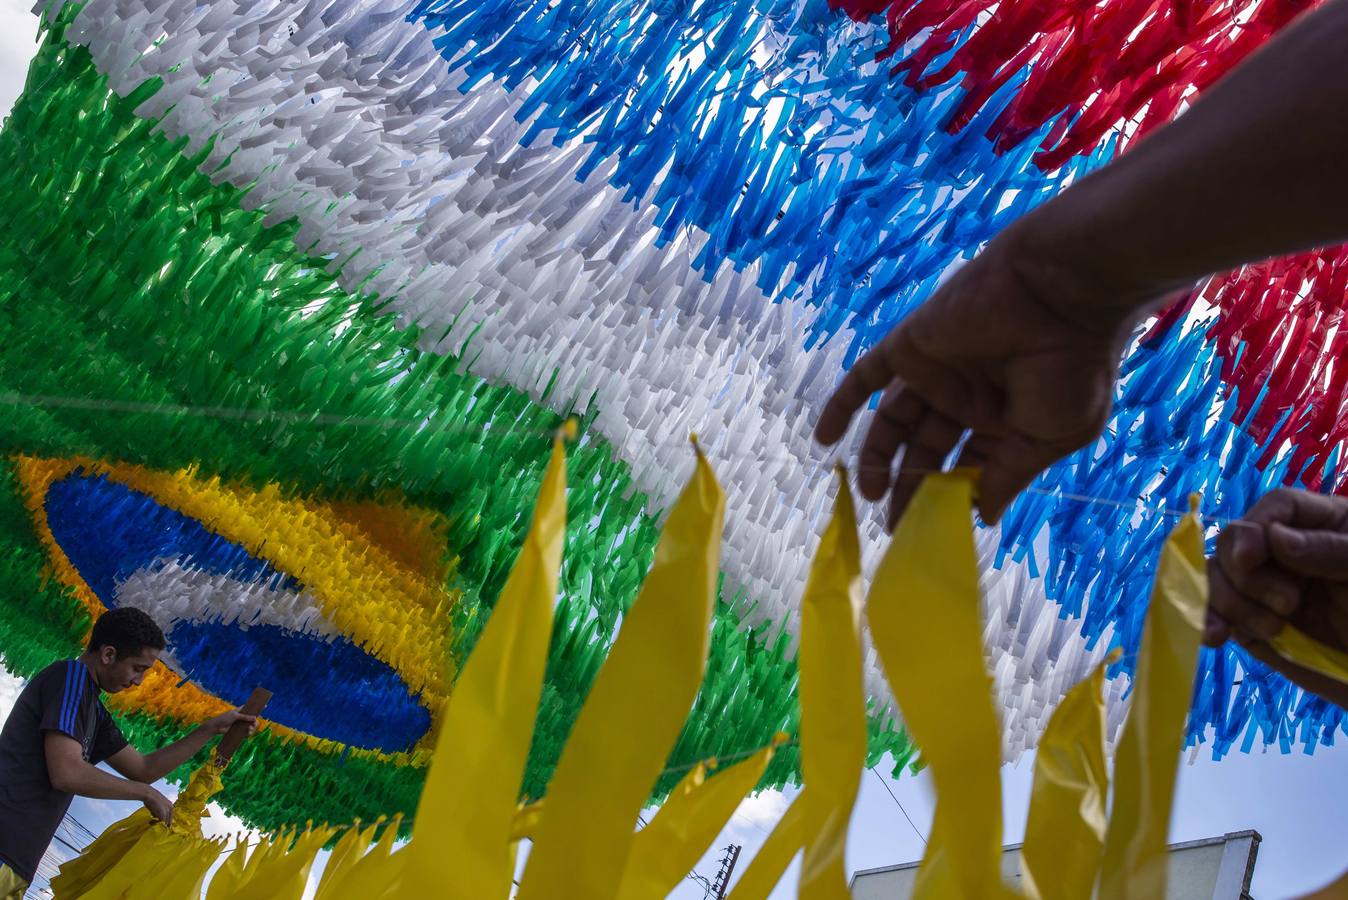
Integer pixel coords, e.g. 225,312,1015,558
48,463,1348,900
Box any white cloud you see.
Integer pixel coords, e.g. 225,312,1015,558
0,0,40,123
0,664,24,723
730,788,792,832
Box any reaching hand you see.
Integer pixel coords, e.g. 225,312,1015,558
203,708,258,737
1208,489,1348,706
141,784,173,826
814,226,1148,527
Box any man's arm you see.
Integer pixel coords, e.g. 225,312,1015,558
817,0,1348,525
43,733,172,823
104,709,255,785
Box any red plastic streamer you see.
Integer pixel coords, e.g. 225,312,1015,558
831,0,1319,170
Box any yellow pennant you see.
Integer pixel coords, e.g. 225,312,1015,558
313,821,381,900
50,810,154,898
617,741,780,900
205,835,250,900
1270,626,1348,685
1098,497,1207,899
726,791,808,900
395,436,568,899
1020,652,1115,900
232,826,336,900
797,470,867,900
520,441,725,898
319,815,406,900
866,472,1009,900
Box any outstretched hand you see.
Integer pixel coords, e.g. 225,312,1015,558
814,228,1146,527
202,708,258,737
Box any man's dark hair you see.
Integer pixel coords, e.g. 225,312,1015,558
88,607,166,659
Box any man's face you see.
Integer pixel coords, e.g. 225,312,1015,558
96,645,161,693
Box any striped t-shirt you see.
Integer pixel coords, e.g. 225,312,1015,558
0,660,128,882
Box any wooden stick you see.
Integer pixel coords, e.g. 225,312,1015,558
215,687,271,767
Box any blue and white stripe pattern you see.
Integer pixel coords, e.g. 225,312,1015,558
39,0,1342,757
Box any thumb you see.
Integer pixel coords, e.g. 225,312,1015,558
1267,523,1348,579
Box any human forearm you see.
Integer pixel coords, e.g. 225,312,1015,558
49,756,153,803
137,727,215,782
1013,0,1348,324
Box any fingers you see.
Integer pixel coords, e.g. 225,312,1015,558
815,337,904,447
1244,488,1348,530
1240,639,1348,709
858,385,922,501
1208,559,1287,645
886,410,965,530
1267,522,1348,579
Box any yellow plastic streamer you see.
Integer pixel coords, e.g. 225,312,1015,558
204,836,249,900
797,470,866,900
617,741,780,900
168,763,225,839
866,471,1009,900
1020,652,1116,900
1098,496,1207,900
318,815,405,900
393,436,567,899
1270,626,1348,685
49,810,155,899
726,791,808,900
313,821,381,900
221,827,332,900
520,440,725,899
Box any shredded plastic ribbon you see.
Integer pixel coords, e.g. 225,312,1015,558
1020,653,1114,900
866,471,1010,899
617,741,780,900
1099,496,1208,899
1271,627,1348,686
521,439,725,897
396,436,567,899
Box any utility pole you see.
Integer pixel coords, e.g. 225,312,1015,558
710,843,742,900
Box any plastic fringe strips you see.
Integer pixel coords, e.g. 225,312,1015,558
53,460,1348,899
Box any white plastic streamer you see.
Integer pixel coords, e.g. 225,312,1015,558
45,0,1125,754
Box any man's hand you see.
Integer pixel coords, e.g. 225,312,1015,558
1208,488,1348,706
140,784,173,826
202,708,257,737
814,225,1149,527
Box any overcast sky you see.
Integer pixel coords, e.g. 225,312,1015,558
1,2,1346,896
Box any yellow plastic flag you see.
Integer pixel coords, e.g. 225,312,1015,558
318,815,406,900
1098,497,1207,900
866,472,1009,900
1020,652,1116,900
617,740,780,900
313,821,381,900
726,791,807,900
797,470,866,900
204,835,250,900
1270,626,1348,685
520,441,725,899
392,436,568,899
50,810,154,898
231,826,336,900
73,823,218,900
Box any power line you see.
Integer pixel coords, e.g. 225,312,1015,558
869,766,927,846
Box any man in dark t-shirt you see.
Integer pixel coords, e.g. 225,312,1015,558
0,608,254,894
